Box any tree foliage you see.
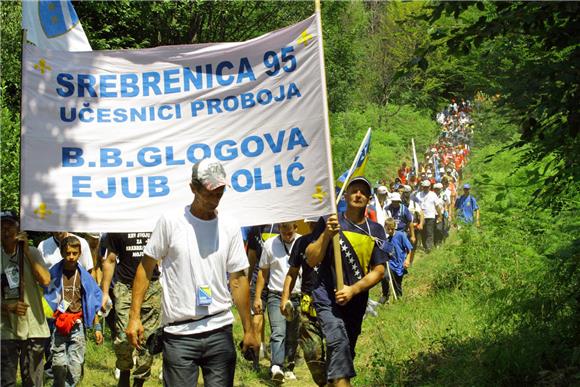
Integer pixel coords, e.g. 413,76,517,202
414,1,579,211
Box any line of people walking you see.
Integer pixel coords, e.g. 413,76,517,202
1,98,481,387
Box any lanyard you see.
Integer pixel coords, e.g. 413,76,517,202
342,214,371,237
61,270,78,304
278,235,295,256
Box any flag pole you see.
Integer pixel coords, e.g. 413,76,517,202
335,128,372,203
332,127,372,290
412,138,419,176
314,0,345,290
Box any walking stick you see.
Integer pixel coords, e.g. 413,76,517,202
385,265,398,302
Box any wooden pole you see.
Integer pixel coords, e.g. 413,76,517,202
314,0,344,290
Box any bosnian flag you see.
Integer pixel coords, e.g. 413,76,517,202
336,130,372,190
44,260,102,328
22,0,92,51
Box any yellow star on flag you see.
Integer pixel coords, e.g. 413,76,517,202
297,30,313,47
34,203,53,220
34,59,52,75
312,185,328,203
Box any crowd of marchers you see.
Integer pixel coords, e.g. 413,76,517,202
1,99,480,387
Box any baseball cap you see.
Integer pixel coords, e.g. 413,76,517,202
463,183,471,189
0,210,18,223
376,185,388,195
347,176,372,195
403,185,412,193
85,233,100,239
421,180,431,187
433,183,443,189
191,158,228,190
390,192,402,201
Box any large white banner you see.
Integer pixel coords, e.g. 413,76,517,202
21,15,335,232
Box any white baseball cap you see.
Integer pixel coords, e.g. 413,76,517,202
191,158,228,190
376,185,388,195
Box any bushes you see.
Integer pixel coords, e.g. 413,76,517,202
330,103,439,183
359,105,579,386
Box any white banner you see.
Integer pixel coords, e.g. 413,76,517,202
21,15,335,232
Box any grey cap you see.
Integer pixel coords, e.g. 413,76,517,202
191,158,228,190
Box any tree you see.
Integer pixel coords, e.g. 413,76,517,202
412,1,579,211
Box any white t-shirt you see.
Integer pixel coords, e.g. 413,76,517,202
415,190,440,219
37,234,94,271
144,206,248,335
259,234,301,294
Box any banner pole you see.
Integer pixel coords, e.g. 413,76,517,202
18,29,27,303
314,0,344,290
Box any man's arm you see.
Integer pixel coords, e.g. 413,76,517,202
305,214,338,268
230,270,259,353
126,255,156,349
280,266,299,317
335,263,385,306
252,268,268,314
406,210,416,244
100,251,117,311
247,248,258,281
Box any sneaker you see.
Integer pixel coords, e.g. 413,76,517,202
284,370,297,381
367,298,379,308
271,365,285,382
365,304,378,318
114,368,121,380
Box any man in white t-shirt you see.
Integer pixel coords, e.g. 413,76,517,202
126,159,258,386
253,221,301,382
414,180,441,253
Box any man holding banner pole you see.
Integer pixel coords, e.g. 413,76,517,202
305,176,388,386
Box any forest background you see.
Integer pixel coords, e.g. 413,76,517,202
1,1,578,385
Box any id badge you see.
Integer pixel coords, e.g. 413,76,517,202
57,299,71,313
5,266,19,289
196,285,212,306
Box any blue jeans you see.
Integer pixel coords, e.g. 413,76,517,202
267,292,300,370
162,325,236,387
51,321,86,387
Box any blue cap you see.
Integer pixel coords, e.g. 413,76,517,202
463,183,471,189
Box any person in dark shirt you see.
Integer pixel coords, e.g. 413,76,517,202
246,224,279,360
101,233,161,387
281,218,326,386
305,177,388,387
